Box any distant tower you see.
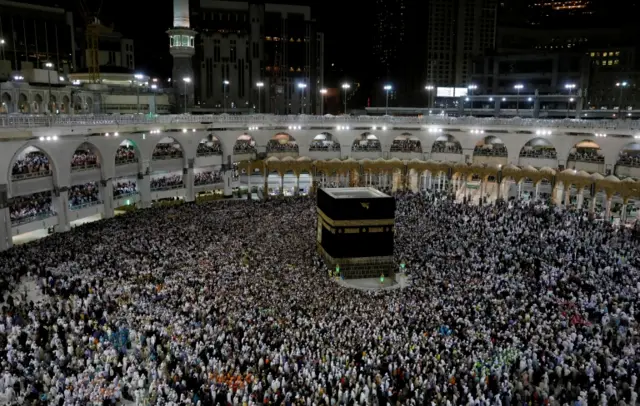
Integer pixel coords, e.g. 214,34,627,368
168,0,196,113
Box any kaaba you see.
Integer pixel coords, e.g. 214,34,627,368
316,187,396,279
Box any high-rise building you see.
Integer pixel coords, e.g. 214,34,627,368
372,0,405,81
168,0,197,112
426,0,497,88
189,0,324,115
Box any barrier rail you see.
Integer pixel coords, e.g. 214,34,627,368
150,184,184,192
1,113,640,131
152,154,183,161
11,170,53,181
71,164,100,172
115,158,139,166
11,211,56,226
113,191,139,199
69,200,103,210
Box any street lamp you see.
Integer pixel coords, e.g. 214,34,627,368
182,77,191,114
384,84,392,115
514,84,524,116
320,88,327,116
151,84,158,115
425,85,435,109
44,62,54,113
616,81,629,118
565,83,576,118
223,80,230,113
467,84,478,116
134,73,145,114
341,83,350,115
256,82,264,113
297,82,307,114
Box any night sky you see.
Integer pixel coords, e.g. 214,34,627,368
50,0,372,84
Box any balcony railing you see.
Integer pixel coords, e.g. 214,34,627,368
11,170,53,181
69,200,103,210
113,191,139,199
11,211,56,226
151,183,184,192
115,158,139,166
71,164,100,172
1,113,640,131
152,154,183,161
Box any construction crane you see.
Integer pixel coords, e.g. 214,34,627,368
77,0,111,83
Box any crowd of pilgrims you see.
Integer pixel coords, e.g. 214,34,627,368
266,140,299,153
233,142,257,155
9,192,54,223
150,175,183,191
617,152,640,168
473,144,508,157
12,152,52,178
71,150,99,170
519,148,558,160
68,183,100,208
390,140,422,153
352,141,382,152
568,149,605,164
195,172,222,186
113,182,138,199
197,143,223,156
1,192,640,406
116,147,138,165
309,141,341,152
153,145,183,160
432,142,463,154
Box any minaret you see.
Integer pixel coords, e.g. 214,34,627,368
168,0,196,113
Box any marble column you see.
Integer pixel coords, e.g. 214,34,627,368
279,175,284,196
605,196,613,221
263,174,269,201
517,181,522,200
295,174,300,196
223,170,232,197
535,182,540,200
100,179,114,219
577,189,585,209
564,189,571,207
0,206,12,251
54,189,70,233
621,200,628,224
589,191,597,216
139,174,151,209
185,161,195,203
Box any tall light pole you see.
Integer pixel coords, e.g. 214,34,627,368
565,83,576,118
425,85,435,109
182,77,191,114
45,62,54,113
320,88,327,116
256,81,264,113
616,81,629,119
384,84,392,115
341,83,350,115
223,80,230,113
151,84,158,115
297,82,307,114
514,84,524,116
467,84,478,116
134,73,144,114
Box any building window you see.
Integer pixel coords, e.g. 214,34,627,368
182,35,189,46
189,36,194,47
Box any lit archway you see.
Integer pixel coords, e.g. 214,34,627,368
152,136,184,160
1,92,11,113
431,134,462,154
71,142,102,171
18,93,29,113
310,132,340,151
234,134,256,155
115,139,140,166
474,136,508,158
519,138,558,160
617,142,640,168
267,133,298,153
197,135,222,156
10,145,54,181
391,133,422,153
352,132,381,152
567,140,603,165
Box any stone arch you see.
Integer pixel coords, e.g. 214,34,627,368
1,92,11,113
352,132,381,152
311,132,340,151
234,133,257,154
69,141,103,171
61,95,70,113
73,95,83,112
567,139,603,165
197,134,223,156
18,93,29,113
33,94,43,113
115,139,141,165
431,134,462,154
519,138,558,160
391,132,422,153
8,144,59,187
151,136,186,162
85,96,93,113
267,132,298,153
474,135,508,158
